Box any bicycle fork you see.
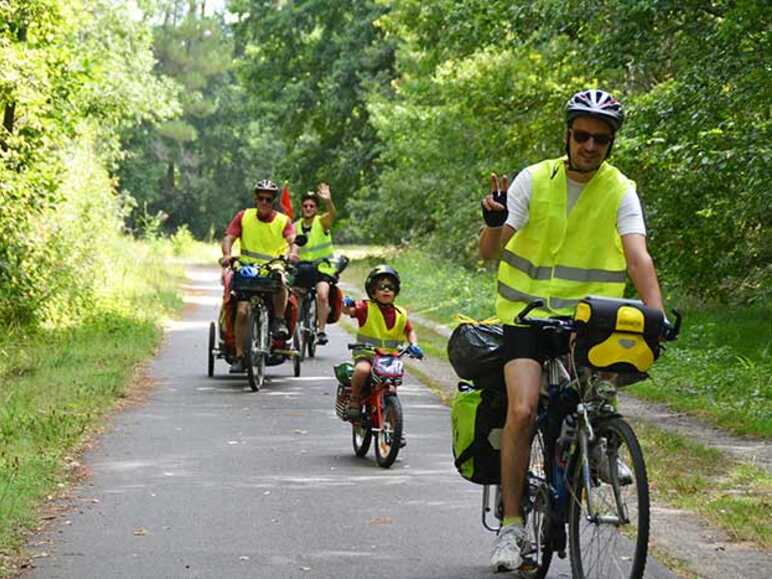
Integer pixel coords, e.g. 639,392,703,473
575,406,629,526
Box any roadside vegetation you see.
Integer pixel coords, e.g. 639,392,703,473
0,236,212,574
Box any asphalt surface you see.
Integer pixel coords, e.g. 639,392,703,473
26,265,676,579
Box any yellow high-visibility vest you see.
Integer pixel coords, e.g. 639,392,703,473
356,301,408,352
295,215,336,277
239,209,289,265
496,158,631,323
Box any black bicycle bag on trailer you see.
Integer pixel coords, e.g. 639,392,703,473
573,296,665,374
451,381,507,485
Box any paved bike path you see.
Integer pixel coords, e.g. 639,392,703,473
26,266,675,578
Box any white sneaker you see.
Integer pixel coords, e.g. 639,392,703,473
490,523,527,572
595,447,633,486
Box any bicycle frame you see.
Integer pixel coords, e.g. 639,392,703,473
361,352,403,429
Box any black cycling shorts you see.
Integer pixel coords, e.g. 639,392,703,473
503,324,551,365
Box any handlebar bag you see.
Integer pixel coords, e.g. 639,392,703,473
232,270,281,293
447,322,506,380
573,296,664,374
451,382,506,485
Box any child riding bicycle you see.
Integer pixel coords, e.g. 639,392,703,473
341,265,423,420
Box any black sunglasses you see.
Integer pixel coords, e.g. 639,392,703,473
571,129,613,146
377,283,396,292
256,195,273,203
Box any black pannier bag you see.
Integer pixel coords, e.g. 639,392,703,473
447,322,507,380
573,296,665,374
451,378,507,484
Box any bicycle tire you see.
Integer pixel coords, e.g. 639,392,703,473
207,321,215,377
374,395,403,468
352,419,372,457
246,307,265,392
520,429,555,578
307,297,317,358
568,417,649,579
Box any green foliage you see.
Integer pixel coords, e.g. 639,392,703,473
0,239,182,556
230,0,396,209
117,1,261,239
633,303,772,438
0,0,177,329
170,224,195,255
346,0,770,303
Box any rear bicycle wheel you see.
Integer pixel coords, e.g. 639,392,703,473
520,429,555,578
568,417,649,579
352,407,372,457
207,322,216,377
375,395,403,468
292,323,301,377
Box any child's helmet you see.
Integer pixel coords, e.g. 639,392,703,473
365,265,401,298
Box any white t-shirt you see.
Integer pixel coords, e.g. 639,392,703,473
505,167,646,236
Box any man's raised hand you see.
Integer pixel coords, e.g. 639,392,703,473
317,182,331,202
481,172,509,227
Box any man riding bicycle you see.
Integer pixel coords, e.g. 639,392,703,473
293,182,337,346
479,89,665,572
220,179,299,373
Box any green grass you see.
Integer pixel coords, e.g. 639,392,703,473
632,305,771,437
636,420,772,548
340,246,771,438
0,239,183,575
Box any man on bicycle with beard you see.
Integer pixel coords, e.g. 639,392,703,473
479,89,665,572
293,182,337,345
219,179,298,374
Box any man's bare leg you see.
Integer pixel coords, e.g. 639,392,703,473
500,358,542,520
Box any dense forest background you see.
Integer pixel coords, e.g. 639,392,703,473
2,0,769,330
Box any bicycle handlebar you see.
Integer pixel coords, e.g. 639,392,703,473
347,343,417,358
225,256,289,270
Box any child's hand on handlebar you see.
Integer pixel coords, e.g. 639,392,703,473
407,343,424,359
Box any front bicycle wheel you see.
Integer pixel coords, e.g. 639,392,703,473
375,395,403,468
520,429,554,579
568,417,649,579
306,297,317,358
246,307,266,392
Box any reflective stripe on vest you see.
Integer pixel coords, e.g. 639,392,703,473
355,301,407,352
295,215,336,276
496,158,630,322
501,249,626,284
239,209,289,265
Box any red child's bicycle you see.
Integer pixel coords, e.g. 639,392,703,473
334,344,422,468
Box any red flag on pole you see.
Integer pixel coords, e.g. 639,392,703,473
280,182,294,220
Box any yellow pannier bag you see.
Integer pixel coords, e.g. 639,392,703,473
573,296,665,374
